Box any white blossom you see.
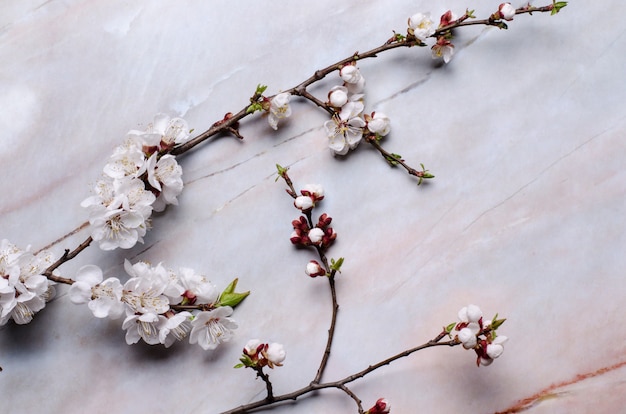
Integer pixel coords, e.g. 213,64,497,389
122,312,166,345
189,306,238,350
159,311,192,347
122,260,182,312
408,13,436,41
0,241,54,325
69,265,124,319
143,113,191,146
175,267,219,305
268,92,292,130
324,101,366,155
146,153,184,212
82,177,155,250
432,39,454,63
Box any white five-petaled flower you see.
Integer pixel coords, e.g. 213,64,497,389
102,137,147,180
324,101,366,155
145,114,191,145
408,12,436,41
189,306,238,350
268,92,292,130
159,311,192,348
176,267,219,306
146,153,184,212
122,312,166,345
69,265,124,319
498,3,516,21
432,38,454,63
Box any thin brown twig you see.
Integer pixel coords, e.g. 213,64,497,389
220,335,457,414
42,236,93,284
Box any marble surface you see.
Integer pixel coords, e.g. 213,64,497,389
2,1,626,413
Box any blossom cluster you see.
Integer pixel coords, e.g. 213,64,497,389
408,3,518,64
451,304,508,366
69,260,246,350
81,114,191,250
235,339,286,369
0,239,55,326
325,64,391,155
290,212,336,249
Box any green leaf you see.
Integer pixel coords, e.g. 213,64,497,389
552,1,567,15
234,363,244,369
445,322,457,334
490,316,507,331
246,102,263,114
466,9,476,19
217,278,250,308
255,84,268,95
330,257,344,273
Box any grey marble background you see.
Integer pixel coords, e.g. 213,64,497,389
1,1,625,413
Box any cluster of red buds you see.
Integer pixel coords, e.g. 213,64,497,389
290,213,336,249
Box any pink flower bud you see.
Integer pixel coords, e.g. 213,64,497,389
305,260,326,277
366,398,390,414
498,3,516,21
290,231,302,245
244,339,263,357
301,184,324,201
439,10,455,27
317,213,332,227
